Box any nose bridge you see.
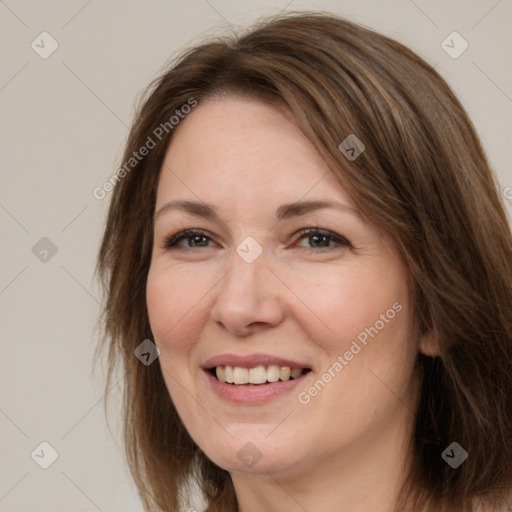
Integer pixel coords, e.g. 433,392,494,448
210,244,284,333
219,247,268,306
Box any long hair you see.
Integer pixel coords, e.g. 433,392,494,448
96,12,512,512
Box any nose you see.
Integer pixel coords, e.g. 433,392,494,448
209,249,285,336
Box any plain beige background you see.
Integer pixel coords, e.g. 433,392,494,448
1,1,511,511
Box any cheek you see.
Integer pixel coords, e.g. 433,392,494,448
289,263,415,438
146,265,205,411
279,258,409,353
146,264,210,354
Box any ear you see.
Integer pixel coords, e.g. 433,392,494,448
418,330,441,357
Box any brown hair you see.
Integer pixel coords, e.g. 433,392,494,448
96,11,512,512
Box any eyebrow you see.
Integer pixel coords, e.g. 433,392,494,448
154,199,359,222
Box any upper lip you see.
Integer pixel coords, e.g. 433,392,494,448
202,353,311,370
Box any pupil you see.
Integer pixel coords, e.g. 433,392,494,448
190,236,207,247
311,234,328,247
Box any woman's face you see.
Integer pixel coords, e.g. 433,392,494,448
147,96,421,478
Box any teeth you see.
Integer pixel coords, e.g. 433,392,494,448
290,367,302,379
267,364,280,382
248,366,267,384
233,366,249,385
224,365,234,384
213,365,306,385
279,366,291,381
216,366,225,383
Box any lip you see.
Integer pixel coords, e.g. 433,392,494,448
205,370,311,404
202,353,313,404
202,353,311,370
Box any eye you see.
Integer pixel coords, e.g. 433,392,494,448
161,229,217,250
293,227,351,251
160,227,351,252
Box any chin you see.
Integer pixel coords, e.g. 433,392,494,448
198,430,304,475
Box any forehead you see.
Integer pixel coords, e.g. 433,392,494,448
157,96,353,209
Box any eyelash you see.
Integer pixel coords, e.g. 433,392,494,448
161,227,351,252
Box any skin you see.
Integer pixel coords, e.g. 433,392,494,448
146,95,433,512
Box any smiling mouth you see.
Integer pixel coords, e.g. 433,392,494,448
209,365,311,386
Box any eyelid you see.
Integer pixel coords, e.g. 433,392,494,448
292,227,351,250
160,226,351,252
160,228,216,250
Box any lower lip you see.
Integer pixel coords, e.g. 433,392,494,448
205,371,309,404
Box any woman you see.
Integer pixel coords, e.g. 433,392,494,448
96,12,512,512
